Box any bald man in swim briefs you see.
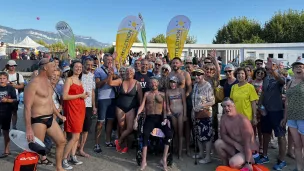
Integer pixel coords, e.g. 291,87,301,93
24,58,67,171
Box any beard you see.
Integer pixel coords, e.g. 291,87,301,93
151,86,158,90
173,66,179,71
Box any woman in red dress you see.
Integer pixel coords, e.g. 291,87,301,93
62,60,87,169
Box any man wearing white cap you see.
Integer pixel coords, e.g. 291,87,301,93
6,60,25,130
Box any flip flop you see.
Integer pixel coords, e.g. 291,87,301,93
0,153,11,158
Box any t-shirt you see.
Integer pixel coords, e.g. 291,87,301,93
192,82,214,113
230,83,259,120
221,79,238,98
262,76,285,112
8,73,24,100
81,72,96,107
0,85,17,115
94,66,118,100
0,45,6,56
134,71,153,94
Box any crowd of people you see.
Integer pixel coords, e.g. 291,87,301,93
0,49,303,171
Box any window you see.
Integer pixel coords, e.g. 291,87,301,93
302,53,304,58
246,52,256,58
268,54,274,58
259,53,265,59
278,54,283,59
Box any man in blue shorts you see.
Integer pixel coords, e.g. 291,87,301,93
94,53,118,153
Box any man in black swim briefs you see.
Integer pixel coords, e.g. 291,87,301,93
24,58,67,171
136,77,173,171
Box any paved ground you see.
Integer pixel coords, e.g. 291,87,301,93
0,104,296,171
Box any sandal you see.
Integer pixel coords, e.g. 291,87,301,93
39,158,54,166
0,153,11,158
199,158,212,164
105,142,115,148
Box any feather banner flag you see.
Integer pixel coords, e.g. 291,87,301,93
56,21,76,59
166,15,191,60
116,16,143,64
138,13,147,53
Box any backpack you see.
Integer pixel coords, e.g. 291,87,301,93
13,151,39,171
16,73,24,94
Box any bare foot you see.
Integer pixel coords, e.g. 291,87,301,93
160,158,168,171
79,150,90,158
140,162,147,171
56,167,67,171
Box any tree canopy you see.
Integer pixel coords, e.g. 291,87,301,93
213,9,304,44
149,34,197,44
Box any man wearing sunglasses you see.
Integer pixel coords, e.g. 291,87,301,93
152,59,163,78
24,58,67,171
255,59,264,69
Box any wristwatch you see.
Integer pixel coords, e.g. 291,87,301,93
245,161,252,165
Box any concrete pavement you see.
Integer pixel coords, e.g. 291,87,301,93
0,104,296,171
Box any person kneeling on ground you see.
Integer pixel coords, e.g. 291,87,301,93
215,97,259,171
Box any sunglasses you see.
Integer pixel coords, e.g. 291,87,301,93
224,70,233,73
186,62,193,64
256,71,264,75
204,62,212,64
192,72,204,76
169,80,177,83
155,63,161,66
8,65,17,67
39,57,54,66
246,69,251,72
256,63,263,65
205,68,214,71
162,68,169,72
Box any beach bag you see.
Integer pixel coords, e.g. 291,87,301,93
215,86,224,103
13,151,39,171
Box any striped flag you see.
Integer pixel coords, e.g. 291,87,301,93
139,13,147,53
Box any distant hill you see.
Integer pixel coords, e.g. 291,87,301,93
0,25,110,47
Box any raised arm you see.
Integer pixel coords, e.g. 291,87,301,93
62,78,82,100
107,74,122,87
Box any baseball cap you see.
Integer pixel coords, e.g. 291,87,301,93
192,68,205,74
255,59,263,63
169,76,179,83
63,66,70,73
7,60,17,66
292,58,304,66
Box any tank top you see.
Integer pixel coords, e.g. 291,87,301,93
286,80,304,120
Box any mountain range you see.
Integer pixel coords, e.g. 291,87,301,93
0,25,110,47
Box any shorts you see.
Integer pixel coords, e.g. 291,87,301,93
287,120,304,135
97,99,116,122
83,107,93,132
261,110,286,137
0,112,13,130
194,117,213,143
12,101,19,112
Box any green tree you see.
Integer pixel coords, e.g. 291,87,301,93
213,17,264,44
149,34,166,43
35,40,48,47
263,9,304,43
186,35,197,44
103,45,114,54
242,35,266,43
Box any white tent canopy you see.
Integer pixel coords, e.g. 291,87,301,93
15,36,44,48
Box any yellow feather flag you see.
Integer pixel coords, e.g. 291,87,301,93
116,16,143,63
166,15,191,60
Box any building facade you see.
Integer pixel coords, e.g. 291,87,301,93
113,42,304,65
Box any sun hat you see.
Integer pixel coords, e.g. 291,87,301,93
169,76,179,83
7,60,17,66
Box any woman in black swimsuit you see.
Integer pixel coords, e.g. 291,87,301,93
108,67,143,153
166,76,186,159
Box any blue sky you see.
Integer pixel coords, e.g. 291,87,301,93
1,0,303,44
